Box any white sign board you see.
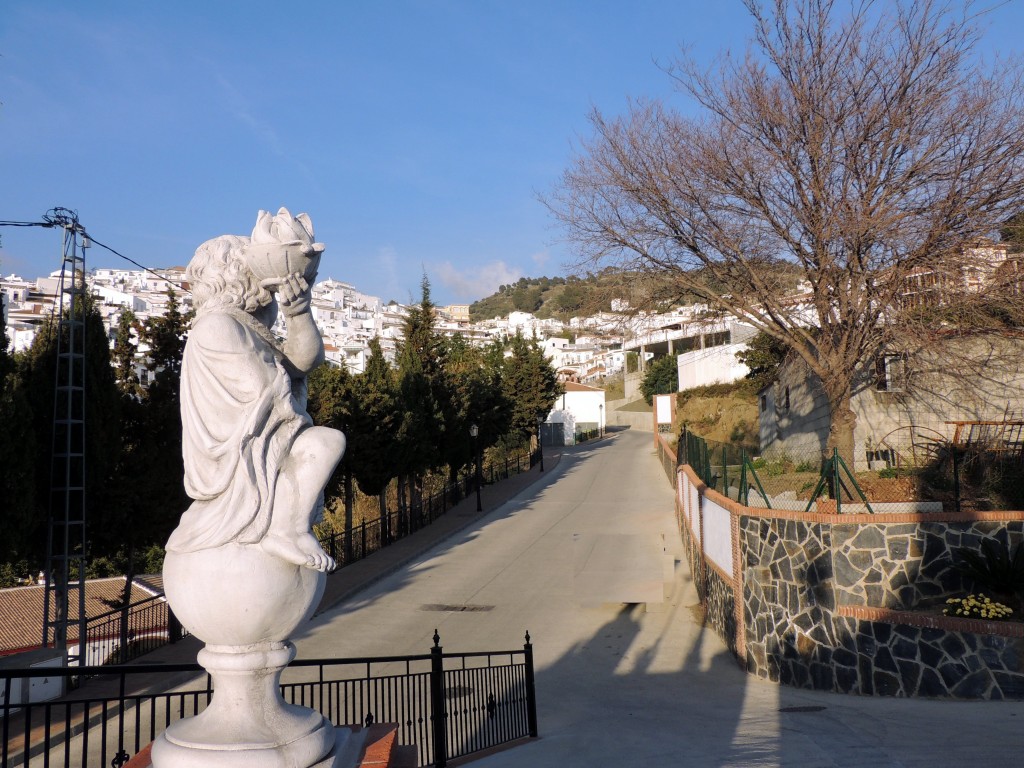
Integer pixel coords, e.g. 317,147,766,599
655,394,673,425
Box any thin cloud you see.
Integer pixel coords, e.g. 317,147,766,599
211,70,317,184
433,260,521,302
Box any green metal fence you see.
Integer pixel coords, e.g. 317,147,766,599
677,428,942,513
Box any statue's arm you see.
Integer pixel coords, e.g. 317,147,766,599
277,273,324,375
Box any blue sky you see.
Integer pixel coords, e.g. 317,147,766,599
2,2,1022,306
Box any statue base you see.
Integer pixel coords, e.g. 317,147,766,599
155,545,333,767
151,642,343,767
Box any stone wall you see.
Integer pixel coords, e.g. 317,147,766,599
737,514,1024,698
663,433,1024,699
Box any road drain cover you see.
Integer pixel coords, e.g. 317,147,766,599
420,604,495,612
779,706,827,713
446,686,474,699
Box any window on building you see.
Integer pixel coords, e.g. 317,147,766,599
874,354,907,392
703,330,730,348
676,336,698,353
760,394,767,412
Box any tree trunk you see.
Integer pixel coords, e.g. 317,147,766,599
448,465,460,503
344,467,353,563
826,397,857,470
397,475,407,539
378,493,389,545
119,541,136,664
412,474,423,532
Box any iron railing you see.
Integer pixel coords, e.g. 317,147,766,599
1,632,538,768
318,448,540,565
17,448,538,673
78,595,187,667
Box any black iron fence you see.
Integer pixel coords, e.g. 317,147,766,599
318,447,540,566
0,632,538,768
78,595,186,667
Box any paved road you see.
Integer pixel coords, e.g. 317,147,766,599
292,429,1024,767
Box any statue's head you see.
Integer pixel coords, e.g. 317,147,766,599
186,235,272,315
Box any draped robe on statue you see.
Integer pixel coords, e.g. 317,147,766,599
167,310,311,553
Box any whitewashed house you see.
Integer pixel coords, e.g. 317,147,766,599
543,382,607,445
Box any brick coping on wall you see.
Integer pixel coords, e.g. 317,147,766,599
838,605,1024,638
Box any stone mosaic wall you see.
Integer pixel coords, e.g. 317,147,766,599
703,568,737,656
831,521,1024,610
734,513,1024,698
675,451,1024,698
838,615,1024,698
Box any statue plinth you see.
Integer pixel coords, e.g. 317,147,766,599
153,546,345,767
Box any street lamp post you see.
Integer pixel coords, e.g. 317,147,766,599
469,424,482,512
598,403,604,438
537,417,545,473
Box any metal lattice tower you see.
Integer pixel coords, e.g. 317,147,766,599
41,208,90,663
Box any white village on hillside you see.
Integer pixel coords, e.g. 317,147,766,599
1,263,757,440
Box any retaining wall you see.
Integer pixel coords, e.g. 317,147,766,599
661,433,1024,699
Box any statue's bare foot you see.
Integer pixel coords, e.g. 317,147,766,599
260,533,336,572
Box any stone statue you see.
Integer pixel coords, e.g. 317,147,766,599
167,208,343,572
154,209,352,767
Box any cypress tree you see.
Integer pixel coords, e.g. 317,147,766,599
501,332,562,444
394,276,443,528
348,338,398,541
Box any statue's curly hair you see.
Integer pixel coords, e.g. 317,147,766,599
186,235,272,314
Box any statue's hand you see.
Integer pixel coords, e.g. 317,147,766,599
278,272,311,317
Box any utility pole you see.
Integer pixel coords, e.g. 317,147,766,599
41,207,90,665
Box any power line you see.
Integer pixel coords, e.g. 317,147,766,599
86,235,192,294
0,220,52,227
2,209,191,294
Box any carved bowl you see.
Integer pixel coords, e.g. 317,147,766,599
244,241,324,287
163,544,325,647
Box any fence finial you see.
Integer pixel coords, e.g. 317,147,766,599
433,628,441,647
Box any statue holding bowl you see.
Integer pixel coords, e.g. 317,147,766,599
168,207,342,572
154,209,349,767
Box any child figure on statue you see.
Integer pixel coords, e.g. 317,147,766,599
166,209,344,572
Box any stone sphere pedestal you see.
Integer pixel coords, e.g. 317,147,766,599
152,544,350,767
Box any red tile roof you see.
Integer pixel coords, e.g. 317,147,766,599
0,576,164,656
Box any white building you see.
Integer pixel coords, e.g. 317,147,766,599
543,382,607,445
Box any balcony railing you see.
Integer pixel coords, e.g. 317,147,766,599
1,632,537,768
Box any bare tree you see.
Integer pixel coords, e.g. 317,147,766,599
547,0,1024,461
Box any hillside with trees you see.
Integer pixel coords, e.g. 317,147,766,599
469,266,804,322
